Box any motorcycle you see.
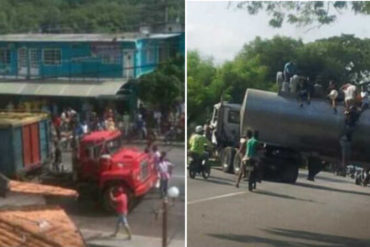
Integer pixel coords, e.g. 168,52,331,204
188,151,211,179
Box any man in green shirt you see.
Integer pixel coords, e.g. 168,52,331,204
188,125,211,169
189,125,209,155
236,130,260,191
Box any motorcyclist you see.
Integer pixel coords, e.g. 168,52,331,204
188,125,211,168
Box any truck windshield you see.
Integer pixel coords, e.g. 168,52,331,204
105,137,122,155
228,110,240,124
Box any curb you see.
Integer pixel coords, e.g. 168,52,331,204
81,228,184,247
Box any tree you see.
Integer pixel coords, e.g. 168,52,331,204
137,55,184,112
0,0,184,34
187,50,217,124
187,35,370,127
231,1,370,29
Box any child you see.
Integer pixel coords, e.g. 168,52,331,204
110,187,132,240
158,152,174,198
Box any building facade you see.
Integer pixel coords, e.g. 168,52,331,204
0,33,184,80
0,32,184,114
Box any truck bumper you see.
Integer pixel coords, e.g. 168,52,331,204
134,174,158,197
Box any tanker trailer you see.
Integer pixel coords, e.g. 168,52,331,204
211,88,370,183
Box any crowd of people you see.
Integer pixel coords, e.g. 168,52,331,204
279,61,370,173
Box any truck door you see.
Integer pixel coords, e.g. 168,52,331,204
81,144,101,180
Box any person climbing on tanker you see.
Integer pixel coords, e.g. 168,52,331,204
341,83,357,110
297,77,312,107
360,86,369,112
188,125,211,168
283,61,297,83
327,80,339,114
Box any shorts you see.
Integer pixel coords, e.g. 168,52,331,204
117,214,129,226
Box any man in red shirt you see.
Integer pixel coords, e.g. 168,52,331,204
110,187,132,239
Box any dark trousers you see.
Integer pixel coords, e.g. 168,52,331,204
160,179,168,198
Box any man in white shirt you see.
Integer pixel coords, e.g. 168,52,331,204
342,83,357,109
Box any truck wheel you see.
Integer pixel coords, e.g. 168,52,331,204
281,165,299,183
102,184,134,213
233,151,242,175
221,147,235,173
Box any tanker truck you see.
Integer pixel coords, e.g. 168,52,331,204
210,88,370,183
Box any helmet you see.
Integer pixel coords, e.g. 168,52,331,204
195,125,203,134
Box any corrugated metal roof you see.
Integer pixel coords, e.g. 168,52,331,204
0,205,85,247
0,33,180,42
8,180,78,197
0,112,48,128
0,80,127,97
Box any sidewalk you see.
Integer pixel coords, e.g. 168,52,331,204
81,229,184,247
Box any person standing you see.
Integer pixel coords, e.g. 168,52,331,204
110,187,132,240
153,109,162,134
237,130,259,191
283,61,297,82
235,132,250,188
327,80,338,113
123,111,130,137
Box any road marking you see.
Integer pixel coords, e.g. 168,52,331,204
187,191,248,205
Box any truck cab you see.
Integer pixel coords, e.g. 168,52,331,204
77,130,158,212
209,102,242,173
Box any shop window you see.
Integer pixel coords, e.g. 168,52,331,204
0,48,10,65
100,54,120,65
146,46,155,64
43,48,61,65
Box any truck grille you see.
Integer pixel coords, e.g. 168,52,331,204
140,161,150,180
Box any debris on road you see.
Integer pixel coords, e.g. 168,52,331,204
0,205,85,247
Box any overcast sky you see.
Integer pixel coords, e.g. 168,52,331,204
187,1,370,64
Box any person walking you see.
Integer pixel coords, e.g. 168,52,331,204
110,187,132,240
158,152,174,198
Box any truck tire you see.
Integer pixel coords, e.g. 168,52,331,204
102,183,134,213
233,150,242,175
281,165,299,183
221,147,235,173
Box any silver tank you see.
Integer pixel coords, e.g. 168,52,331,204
240,89,370,164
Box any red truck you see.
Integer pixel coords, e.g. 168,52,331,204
75,130,158,212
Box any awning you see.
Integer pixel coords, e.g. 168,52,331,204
0,79,128,98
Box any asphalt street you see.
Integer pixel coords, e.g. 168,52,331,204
47,144,185,242
188,167,370,247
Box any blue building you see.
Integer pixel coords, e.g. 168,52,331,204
0,32,184,113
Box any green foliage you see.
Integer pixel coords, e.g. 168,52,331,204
0,0,184,33
188,35,370,126
231,1,370,28
137,55,184,112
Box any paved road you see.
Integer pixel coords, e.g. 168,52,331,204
188,168,370,247
47,144,185,242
